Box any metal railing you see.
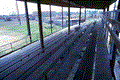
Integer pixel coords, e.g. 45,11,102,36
104,10,120,19
102,10,120,80
102,10,120,52
0,35,30,56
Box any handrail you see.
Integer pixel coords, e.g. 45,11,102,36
103,10,120,20
102,14,120,52
106,22,120,52
0,35,29,48
102,10,120,80
107,18,120,32
104,9,120,13
0,35,29,54
1,40,27,53
103,16,120,32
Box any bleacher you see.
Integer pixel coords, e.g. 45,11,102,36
0,21,96,80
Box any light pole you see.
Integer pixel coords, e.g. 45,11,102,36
16,0,21,25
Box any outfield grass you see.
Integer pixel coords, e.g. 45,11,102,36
0,20,62,56
1,18,97,42
1,20,62,42
0,18,98,56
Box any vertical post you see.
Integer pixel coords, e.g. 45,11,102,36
103,8,105,28
113,2,116,19
68,1,70,34
110,3,116,55
110,31,119,80
37,0,44,49
79,6,81,28
107,6,109,39
16,0,21,25
103,8,105,16
25,0,32,43
50,5,52,34
106,6,109,44
62,6,63,29
85,7,86,21
103,8,105,12
107,6,109,17
118,0,120,22
10,43,13,51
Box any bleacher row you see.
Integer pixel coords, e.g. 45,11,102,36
0,22,95,80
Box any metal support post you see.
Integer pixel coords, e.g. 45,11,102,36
50,5,52,34
68,1,70,34
62,6,63,29
79,6,81,28
25,1,32,43
37,0,44,49
85,7,86,21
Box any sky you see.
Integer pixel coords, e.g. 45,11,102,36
0,0,118,15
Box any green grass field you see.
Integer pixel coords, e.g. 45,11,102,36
0,20,62,56
2,21,62,42
0,17,99,56
0,18,99,43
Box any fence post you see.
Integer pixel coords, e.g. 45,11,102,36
10,43,13,51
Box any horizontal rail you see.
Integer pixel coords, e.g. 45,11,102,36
1,48,12,53
103,16,120,32
0,42,27,54
101,12,120,52
13,41,27,49
0,35,29,53
0,35,29,48
104,10,120,13
107,18,120,32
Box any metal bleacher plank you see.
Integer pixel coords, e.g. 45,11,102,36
51,25,93,80
25,46,66,80
0,32,68,73
18,30,84,80
0,23,90,80
18,28,86,80
0,32,74,80
0,31,67,68
73,22,97,80
1,31,76,80
22,29,84,80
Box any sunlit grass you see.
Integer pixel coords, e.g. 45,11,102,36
1,20,62,42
